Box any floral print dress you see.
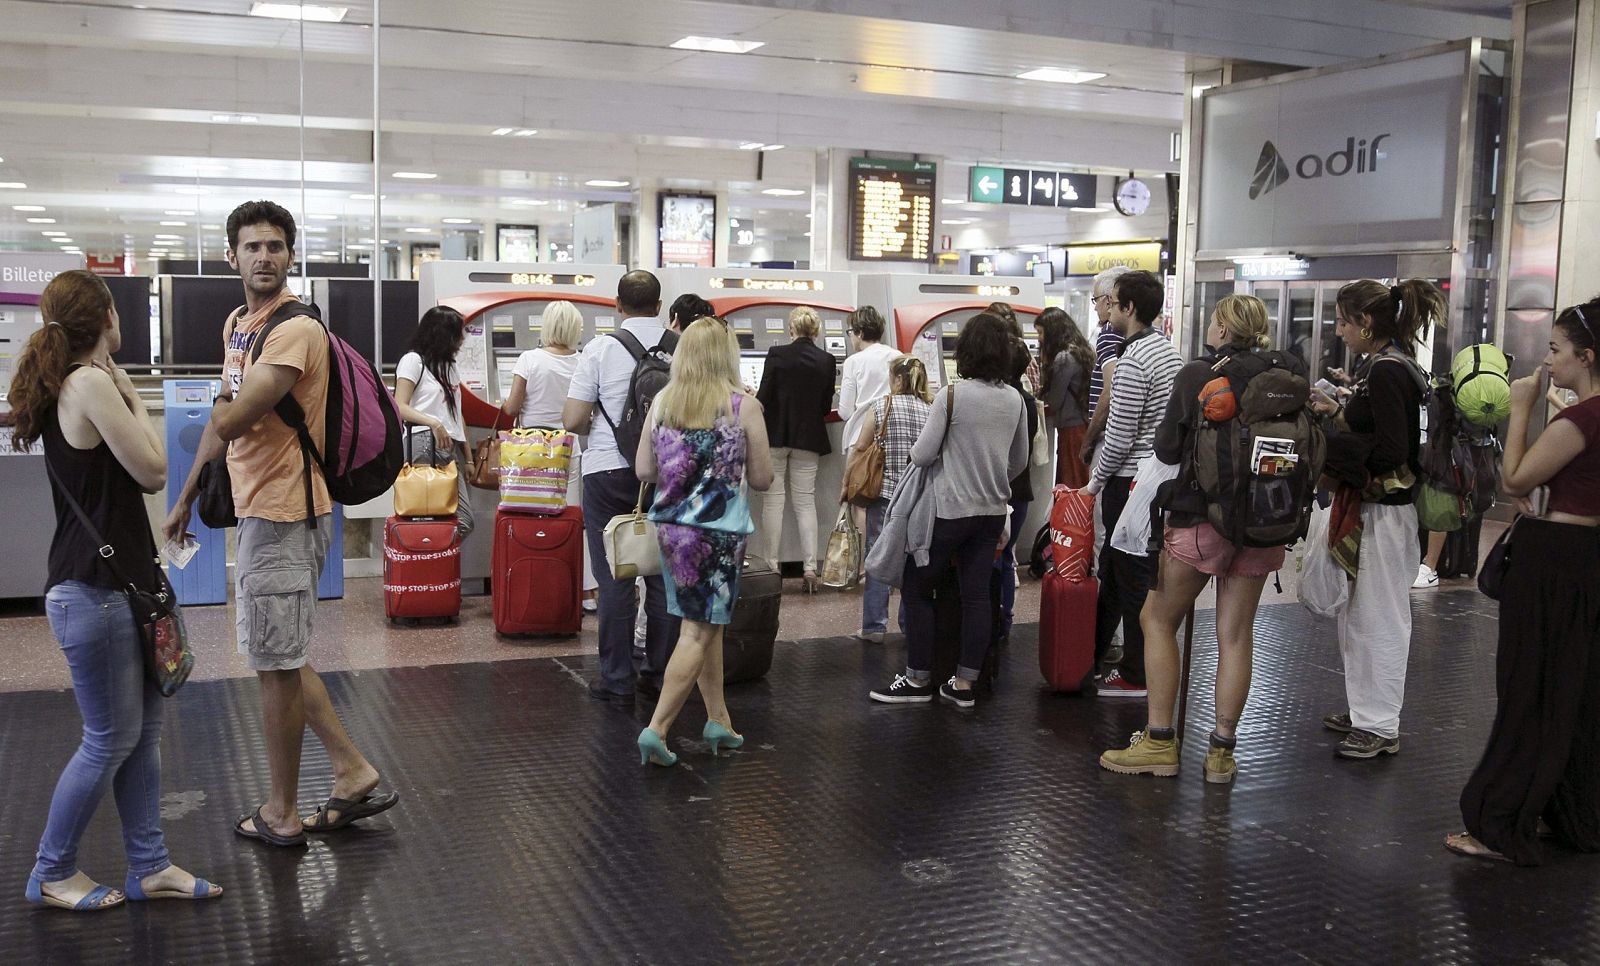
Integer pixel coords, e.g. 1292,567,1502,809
648,393,754,625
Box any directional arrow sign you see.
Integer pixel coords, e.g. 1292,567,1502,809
968,165,1004,204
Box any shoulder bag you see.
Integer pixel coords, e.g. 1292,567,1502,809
44,461,192,696
393,426,459,518
841,394,890,507
603,483,661,579
1478,517,1518,601
468,406,507,490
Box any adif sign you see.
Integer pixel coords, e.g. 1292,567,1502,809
1198,48,1466,254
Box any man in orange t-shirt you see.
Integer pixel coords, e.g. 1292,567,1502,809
164,200,397,848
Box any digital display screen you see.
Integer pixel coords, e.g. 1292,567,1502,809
849,158,934,262
465,272,598,287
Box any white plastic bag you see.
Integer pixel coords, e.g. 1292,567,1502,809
1298,503,1348,618
1111,454,1180,558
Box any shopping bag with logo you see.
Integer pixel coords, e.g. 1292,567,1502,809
821,505,863,589
393,427,459,518
499,428,575,515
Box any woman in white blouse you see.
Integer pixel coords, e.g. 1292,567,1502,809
838,306,902,451
396,306,474,539
503,300,583,430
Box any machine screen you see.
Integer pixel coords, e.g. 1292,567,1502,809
740,355,766,391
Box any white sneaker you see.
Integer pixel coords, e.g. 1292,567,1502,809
1412,564,1439,590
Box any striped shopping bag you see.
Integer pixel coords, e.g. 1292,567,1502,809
498,428,575,515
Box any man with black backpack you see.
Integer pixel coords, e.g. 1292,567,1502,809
163,200,399,847
564,270,683,705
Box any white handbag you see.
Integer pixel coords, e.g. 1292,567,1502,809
603,484,660,580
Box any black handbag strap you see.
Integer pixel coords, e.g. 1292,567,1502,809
42,456,146,596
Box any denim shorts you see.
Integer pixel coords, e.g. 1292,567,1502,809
235,515,333,671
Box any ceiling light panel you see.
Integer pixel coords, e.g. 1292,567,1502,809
1017,67,1107,84
249,3,347,22
13,205,45,212
671,36,764,54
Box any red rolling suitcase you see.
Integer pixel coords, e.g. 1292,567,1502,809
1038,570,1097,692
383,516,461,623
492,506,583,636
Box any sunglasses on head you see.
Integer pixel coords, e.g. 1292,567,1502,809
1574,305,1598,342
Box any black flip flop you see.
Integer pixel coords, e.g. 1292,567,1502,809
303,791,400,833
234,807,308,847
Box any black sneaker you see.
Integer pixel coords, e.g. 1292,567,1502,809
1337,729,1399,759
870,674,935,704
635,676,663,700
588,680,634,707
939,678,977,708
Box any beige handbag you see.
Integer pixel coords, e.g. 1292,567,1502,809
393,429,459,517
603,484,660,579
820,505,863,589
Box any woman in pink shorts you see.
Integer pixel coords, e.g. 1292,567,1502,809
1100,295,1282,785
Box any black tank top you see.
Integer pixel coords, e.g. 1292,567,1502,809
43,367,160,593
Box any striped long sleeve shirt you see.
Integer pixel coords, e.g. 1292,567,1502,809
1088,327,1183,494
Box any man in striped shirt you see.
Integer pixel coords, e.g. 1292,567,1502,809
1080,266,1131,463
1083,270,1183,698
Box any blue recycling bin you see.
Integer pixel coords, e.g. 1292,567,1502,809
163,380,227,605
318,506,344,600
165,379,343,603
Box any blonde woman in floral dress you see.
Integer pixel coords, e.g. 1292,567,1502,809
633,318,774,766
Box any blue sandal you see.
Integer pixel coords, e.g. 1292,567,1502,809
125,873,220,901
25,876,124,911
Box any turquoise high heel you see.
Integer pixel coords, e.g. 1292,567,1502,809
702,721,745,757
637,728,678,767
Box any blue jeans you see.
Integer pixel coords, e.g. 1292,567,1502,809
861,498,893,634
904,514,1007,683
996,498,1029,634
582,469,681,695
33,581,170,883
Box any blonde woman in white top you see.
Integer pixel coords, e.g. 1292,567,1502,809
504,300,584,428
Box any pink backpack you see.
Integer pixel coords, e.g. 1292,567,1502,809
251,300,404,525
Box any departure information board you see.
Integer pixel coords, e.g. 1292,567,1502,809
849,158,935,262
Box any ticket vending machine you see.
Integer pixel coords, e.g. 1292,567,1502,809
420,261,626,401
0,253,83,600
661,268,858,567
419,261,627,593
857,273,1054,553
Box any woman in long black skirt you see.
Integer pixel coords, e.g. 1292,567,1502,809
1450,301,1600,865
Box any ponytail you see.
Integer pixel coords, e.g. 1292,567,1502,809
8,270,113,450
1336,277,1446,358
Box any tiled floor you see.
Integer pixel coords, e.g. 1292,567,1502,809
2,582,1592,964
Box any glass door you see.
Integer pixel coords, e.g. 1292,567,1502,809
1315,282,1347,382
1285,284,1316,372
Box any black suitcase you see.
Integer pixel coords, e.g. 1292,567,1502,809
1435,516,1482,579
724,555,780,684
931,559,1002,692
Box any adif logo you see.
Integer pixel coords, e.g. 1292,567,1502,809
1248,135,1391,199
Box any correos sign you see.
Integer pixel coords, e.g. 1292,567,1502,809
1198,48,1466,254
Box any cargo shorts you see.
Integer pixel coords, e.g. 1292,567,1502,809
235,515,333,672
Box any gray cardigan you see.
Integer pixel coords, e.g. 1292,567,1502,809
911,380,1030,519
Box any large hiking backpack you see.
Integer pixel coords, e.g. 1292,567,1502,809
251,300,404,527
598,328,679,465
1418,375,1503,530
1186,349,1326,548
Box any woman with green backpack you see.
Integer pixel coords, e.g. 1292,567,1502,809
1309,279,1447,760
